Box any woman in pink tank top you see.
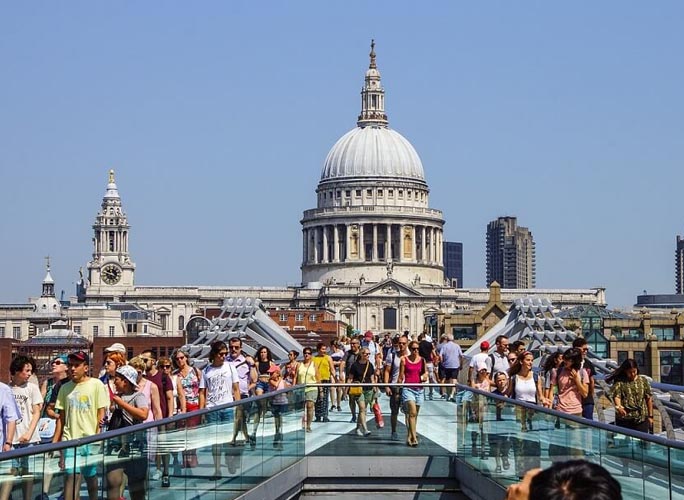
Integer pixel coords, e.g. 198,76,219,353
398,340,428,447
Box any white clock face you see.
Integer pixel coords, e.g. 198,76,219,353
102,265,122,285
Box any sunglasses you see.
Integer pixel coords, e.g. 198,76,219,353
52,360,64,365
410,347,420,351
304,352,312,356
362,352,370,356
160,365,172,369
141,357,154,363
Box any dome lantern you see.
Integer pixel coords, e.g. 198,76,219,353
357,40,388,128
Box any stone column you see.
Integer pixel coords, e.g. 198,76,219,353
313,226,319,264
372,224,378,262
359,224,365,261
386,223,392,262
412,225,416,261
333,225,340,262
345,224,351,261
322,225,329,263
302,228,308,264
421,226,427,263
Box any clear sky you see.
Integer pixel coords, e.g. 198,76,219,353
1,2,682,309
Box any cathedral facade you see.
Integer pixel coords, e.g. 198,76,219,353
0,43,606,342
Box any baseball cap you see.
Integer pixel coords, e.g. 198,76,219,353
115,365,139,389
68,351,90,364
424,335,433,343
267,365,281,374
104,342,126,354
364,331,373,339
52,354,68,364
481,341,490,350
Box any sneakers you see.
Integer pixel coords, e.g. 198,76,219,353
151,470,162,481
330,405,336,411
391,432,399,441
161,475,170,488
337,406,342,412
350,416,357,423
356,428,364,437
364,430,371,437
322,417,330,423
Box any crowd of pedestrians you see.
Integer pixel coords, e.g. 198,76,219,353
0,331,648,500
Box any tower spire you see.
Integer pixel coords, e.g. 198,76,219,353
357,39,388,128
369,39,377,69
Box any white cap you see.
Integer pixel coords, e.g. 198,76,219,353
104,342,126,354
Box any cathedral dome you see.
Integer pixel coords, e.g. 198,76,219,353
320,126,425,182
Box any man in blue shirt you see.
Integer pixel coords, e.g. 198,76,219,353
438,334,464,402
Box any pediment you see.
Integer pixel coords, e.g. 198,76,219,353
359,279,423,297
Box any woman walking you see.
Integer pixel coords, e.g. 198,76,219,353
607,358,653,433
251,346,277,447
348,348,376,438
507,351,543,431
173,348,201,468
398,341,428,447
296,348,320,432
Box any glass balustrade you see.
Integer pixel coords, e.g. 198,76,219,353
0,383,682,500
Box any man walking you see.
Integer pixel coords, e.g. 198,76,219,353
340,338,361,422
572,338,596,420
438,334,464,402
226,336,256,446
384,335,409,440
54,351,109,500
313,342,336,423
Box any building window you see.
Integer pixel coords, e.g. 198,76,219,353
279,313,287,322
295,313,304,322
12,326,21,340
310,314,317,322
109,326,115,337
178,315,185,330
93,325,99,336
160,315,168,331
143,324,148,334
378,189,383,197
127,324,138,333
407,191,412,199
634,351,646,368
617,351,628,365
388,189,393,197
336,191,341,199
366,189,372,197
660,350,682,385
0,326,4,337
355,189,361,197
398,190,403,198
652,327,675,341
109,231,115,251
74,325,81,335
345,190,351,197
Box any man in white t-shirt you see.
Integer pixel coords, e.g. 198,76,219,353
468,341,492,387
199,341,241,479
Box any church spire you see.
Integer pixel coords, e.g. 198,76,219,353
42,256,55,297
357,39,388,128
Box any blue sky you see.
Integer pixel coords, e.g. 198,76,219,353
0,2,682,309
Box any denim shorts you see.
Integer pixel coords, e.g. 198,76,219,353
205,407,234,424
401,387,424,407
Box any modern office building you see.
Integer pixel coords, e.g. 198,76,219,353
443,241,463,288
486,216,536,289
677,235,684,294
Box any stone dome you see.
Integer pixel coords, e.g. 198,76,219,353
320,126,425,182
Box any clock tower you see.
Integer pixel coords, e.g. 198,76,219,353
86,170,135,301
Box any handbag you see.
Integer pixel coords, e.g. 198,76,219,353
108,408,134,430
349,362,369,397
